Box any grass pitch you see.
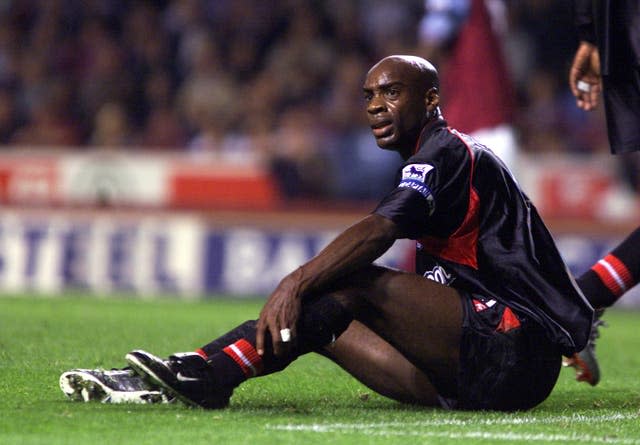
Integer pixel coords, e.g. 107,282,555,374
1,295,640,445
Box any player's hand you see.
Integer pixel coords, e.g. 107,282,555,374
569,41,602,111
256,271,303,357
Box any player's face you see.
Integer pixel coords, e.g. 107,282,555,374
363,60,428,153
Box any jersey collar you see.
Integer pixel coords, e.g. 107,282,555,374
413,117,448,156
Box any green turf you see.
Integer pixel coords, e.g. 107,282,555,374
1,295,640,445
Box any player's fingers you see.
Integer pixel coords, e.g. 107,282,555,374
280,322,296,356
569,53,589,96
256,318,266,356
290,324,297,342
577,91,598,111
270,312,288,357
270,323,284,356
576,96,590,111
569,73,580,98
573,77,601,111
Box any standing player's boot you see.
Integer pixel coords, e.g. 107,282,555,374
563,308,606,386
125,350,233,409
59,368,173,404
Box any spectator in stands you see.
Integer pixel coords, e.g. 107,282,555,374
517,69,571,155
138,70,188,149
261,6,335,107
359,0,422,60
11,80,82,146
177,34,245,161
90,102,134,147
269,104,333,199
418,0,520,172
76,18,136,130
0,88,22,144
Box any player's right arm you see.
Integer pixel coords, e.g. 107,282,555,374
256,213,401,356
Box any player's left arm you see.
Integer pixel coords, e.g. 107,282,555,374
256,213,401,356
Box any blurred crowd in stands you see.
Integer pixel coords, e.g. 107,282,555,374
0,0,625,201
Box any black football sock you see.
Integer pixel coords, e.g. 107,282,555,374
196,320,257,359
576,227,640,308
196,295,353,388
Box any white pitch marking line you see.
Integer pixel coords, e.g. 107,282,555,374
267,426,640,445
364,430,639,444
267,412,638,430
265,412,640,443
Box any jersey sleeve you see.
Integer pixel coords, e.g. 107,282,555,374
373,131,472,240
374,161,438,239
573,0,595,44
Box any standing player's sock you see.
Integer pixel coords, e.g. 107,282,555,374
195,295,353,388
576,227,640,308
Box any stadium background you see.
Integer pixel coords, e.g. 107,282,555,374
0,0,639,304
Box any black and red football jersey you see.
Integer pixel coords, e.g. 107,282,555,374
374,119,593,355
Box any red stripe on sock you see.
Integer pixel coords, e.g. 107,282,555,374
592,261,623,295
591,254,632,297
604,254,634,289
222,339,263,377
195,348,208,360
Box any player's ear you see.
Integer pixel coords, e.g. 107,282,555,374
425,87,440,112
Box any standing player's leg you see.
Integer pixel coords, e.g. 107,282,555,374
576,226,640,309
566,226,640,385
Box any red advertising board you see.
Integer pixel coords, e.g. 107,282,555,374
538,167,613,218
0,155,59,205
168,161,280,209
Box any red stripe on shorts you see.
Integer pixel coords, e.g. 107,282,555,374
496,307,521,333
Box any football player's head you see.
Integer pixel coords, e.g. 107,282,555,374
363,55,441,156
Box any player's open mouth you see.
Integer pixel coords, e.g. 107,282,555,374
371,122,393,137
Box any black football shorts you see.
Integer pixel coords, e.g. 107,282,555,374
603,68,640,154
439,292,562,411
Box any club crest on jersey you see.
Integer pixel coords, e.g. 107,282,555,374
423,265,453,285
402,164,433,182
472,298,497,312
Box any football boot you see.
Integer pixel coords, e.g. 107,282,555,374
59,368,172,404
125,350,232,409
